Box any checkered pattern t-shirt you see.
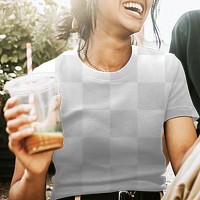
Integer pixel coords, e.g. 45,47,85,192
35,46,198,200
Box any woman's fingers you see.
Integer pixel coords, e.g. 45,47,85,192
4,97,36,134
6,114,37,133
9,127,35,141
8,127,35,153
3,96,18,111
4,104,32,121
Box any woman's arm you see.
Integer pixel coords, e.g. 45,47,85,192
4,97,53,200
165,116,198,174
9,158,48,200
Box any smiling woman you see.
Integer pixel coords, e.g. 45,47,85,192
4,0,200,200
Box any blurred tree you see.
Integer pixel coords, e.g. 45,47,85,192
0,0,67,74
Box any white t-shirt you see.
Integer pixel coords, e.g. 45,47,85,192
35,45,198,199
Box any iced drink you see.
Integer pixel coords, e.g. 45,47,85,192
5,72,63,154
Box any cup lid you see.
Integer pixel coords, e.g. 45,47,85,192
4,72,61,95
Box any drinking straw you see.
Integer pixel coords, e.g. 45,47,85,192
26,43,32,74
26,43,34,114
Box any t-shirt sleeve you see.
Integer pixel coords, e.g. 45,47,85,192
164,56,199,122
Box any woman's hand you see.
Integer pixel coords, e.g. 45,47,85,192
4,97,53,176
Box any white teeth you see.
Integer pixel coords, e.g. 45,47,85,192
123,2,143,14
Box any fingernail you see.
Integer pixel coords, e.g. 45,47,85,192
24,106,32,112
27,127,35,134
28,115,37,122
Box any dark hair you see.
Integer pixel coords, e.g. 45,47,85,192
56,0,95,49
151,0,161,48
56,0,161,49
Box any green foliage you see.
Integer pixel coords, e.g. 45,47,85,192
32,4,65,67
0,0,67,99
0,0,66,73
0,1,36,71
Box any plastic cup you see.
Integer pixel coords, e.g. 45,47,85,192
4,72,63,154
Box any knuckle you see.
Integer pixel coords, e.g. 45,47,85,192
16,107,23,116
4,111,9,120
8,141,12,151
5,108,16,119
4,109,12,119
6,121,12,127
8,134,15,145
7,119,18,128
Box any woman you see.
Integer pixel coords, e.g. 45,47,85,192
4,0,200,200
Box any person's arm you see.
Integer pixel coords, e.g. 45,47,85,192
165,116,198,174
9,159,47,200
4,97,53,200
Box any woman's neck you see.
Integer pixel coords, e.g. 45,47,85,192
83,31,132,72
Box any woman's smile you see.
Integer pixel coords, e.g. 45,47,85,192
123,1,144,19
